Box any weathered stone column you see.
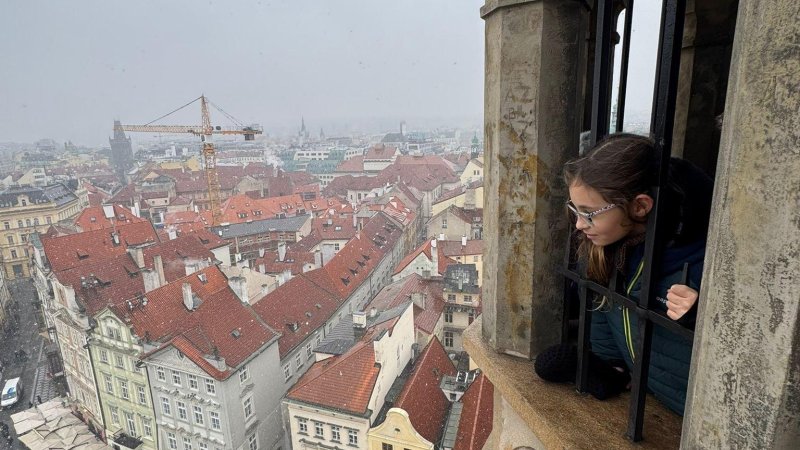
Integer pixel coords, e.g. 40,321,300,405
481,0,587,357
681,0,800,448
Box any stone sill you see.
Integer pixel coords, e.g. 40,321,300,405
463,317,682,450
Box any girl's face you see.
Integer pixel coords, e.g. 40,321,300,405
568,183,647,247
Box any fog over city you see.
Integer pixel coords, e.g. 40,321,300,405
1,0,662,146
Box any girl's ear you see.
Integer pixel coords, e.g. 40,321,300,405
631,194,654,219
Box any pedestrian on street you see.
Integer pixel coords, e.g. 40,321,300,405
37,395,42,404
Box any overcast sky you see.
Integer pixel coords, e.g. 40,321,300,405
0,0,662,147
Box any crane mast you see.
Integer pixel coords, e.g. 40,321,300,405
119,95,261,226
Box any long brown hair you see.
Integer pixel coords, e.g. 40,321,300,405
564,133,657,283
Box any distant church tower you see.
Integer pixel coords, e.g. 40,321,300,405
470,132,481,160
298,117,310,145
110,120,135,181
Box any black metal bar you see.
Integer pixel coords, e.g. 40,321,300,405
615,0,634,132
575,281,592,393
627,0,687,441
590,0,615,145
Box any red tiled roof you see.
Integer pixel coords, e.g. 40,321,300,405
335,156,364,173
287,341,379,416
142,235,215,282
122,266,278,378
366,274,445,335
453,373,494,450
42,221,158,273
54,252,145,316
395,337,457,444
364,144,399,161
439,240,483,257
217,193,349,225
253,249,315,276
393,240,454,276
74,204,146,232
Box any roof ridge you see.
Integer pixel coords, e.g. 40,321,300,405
289,341,374,394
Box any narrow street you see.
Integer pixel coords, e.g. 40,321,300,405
0,278,58,449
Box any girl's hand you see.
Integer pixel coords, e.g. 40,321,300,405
666,284,698,320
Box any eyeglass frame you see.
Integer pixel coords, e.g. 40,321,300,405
565,201,618,227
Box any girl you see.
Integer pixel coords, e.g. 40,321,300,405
534,133,713,415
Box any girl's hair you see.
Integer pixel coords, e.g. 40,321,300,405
564,133,658,283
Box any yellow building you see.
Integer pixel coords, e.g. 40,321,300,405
368,409,433,450
0,184,87,279
458,157,484,185
431,182,483,217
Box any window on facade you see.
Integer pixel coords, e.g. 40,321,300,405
99,349,108,363
447,294,456,302
104,374,114,394
7,236,14,245
348,429,358,446
243,395,254,420
334,243,340,251
172,370,182,386
188,374,198,390
183,436,193,450
445,311,453,323
210,411,221,430
33,218,39,226
442,218,448,228
110,406,119,424
10,250,17,259
115,354,125,369
295,352,303,369
330,425,341,442
177,401,188,420
464,295,473,303
239,365,250,384
297,417,308,434
143,418,152,437
382,444,394,450
315,334,321,347
193,405,204,425
314,421,324,438
119,379,129,400
46,216,51,224
283,364,291,382
167,432,177,449
306,343,312,358
198,443,208,450
125,412,136,435
20,234,27,243
25,219,31,227
205,378,216,395
161,397,172,415
248,433,258,450
16,220,22,228
2,222,7,230
156,366,166,381
444,331,454,348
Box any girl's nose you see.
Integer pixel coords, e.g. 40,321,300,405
575,216,590,230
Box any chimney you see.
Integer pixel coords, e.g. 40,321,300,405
411,292,426,309
462,234,467,248
368,307,378,318
439,233,445,241
352,214,357,229
353,311,367,339
431,239,439,275
229,276,249,304
129,247,145,269
278,242,286,262
167,228,177,240
314,249,322,268
143,270,160,293
154,254,166,286
258,248,265,258
258,263,265,274
182,283,194,311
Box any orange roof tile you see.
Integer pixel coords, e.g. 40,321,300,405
453,373,494,450
367,274,445,335
287,341,379,416
395,337,457,444
74,204,146,232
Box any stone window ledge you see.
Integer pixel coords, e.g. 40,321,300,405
463,317,682,449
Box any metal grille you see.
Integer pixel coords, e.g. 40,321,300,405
562,0,689,441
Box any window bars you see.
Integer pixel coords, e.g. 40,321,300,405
562,0,689,442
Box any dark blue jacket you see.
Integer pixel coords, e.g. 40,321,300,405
590,157,712,415
590,239,704,415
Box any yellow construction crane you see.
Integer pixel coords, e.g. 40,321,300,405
118,95,262,226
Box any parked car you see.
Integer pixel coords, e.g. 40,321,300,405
0,377,22,410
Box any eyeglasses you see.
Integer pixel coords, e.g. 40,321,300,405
566,201,618,227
